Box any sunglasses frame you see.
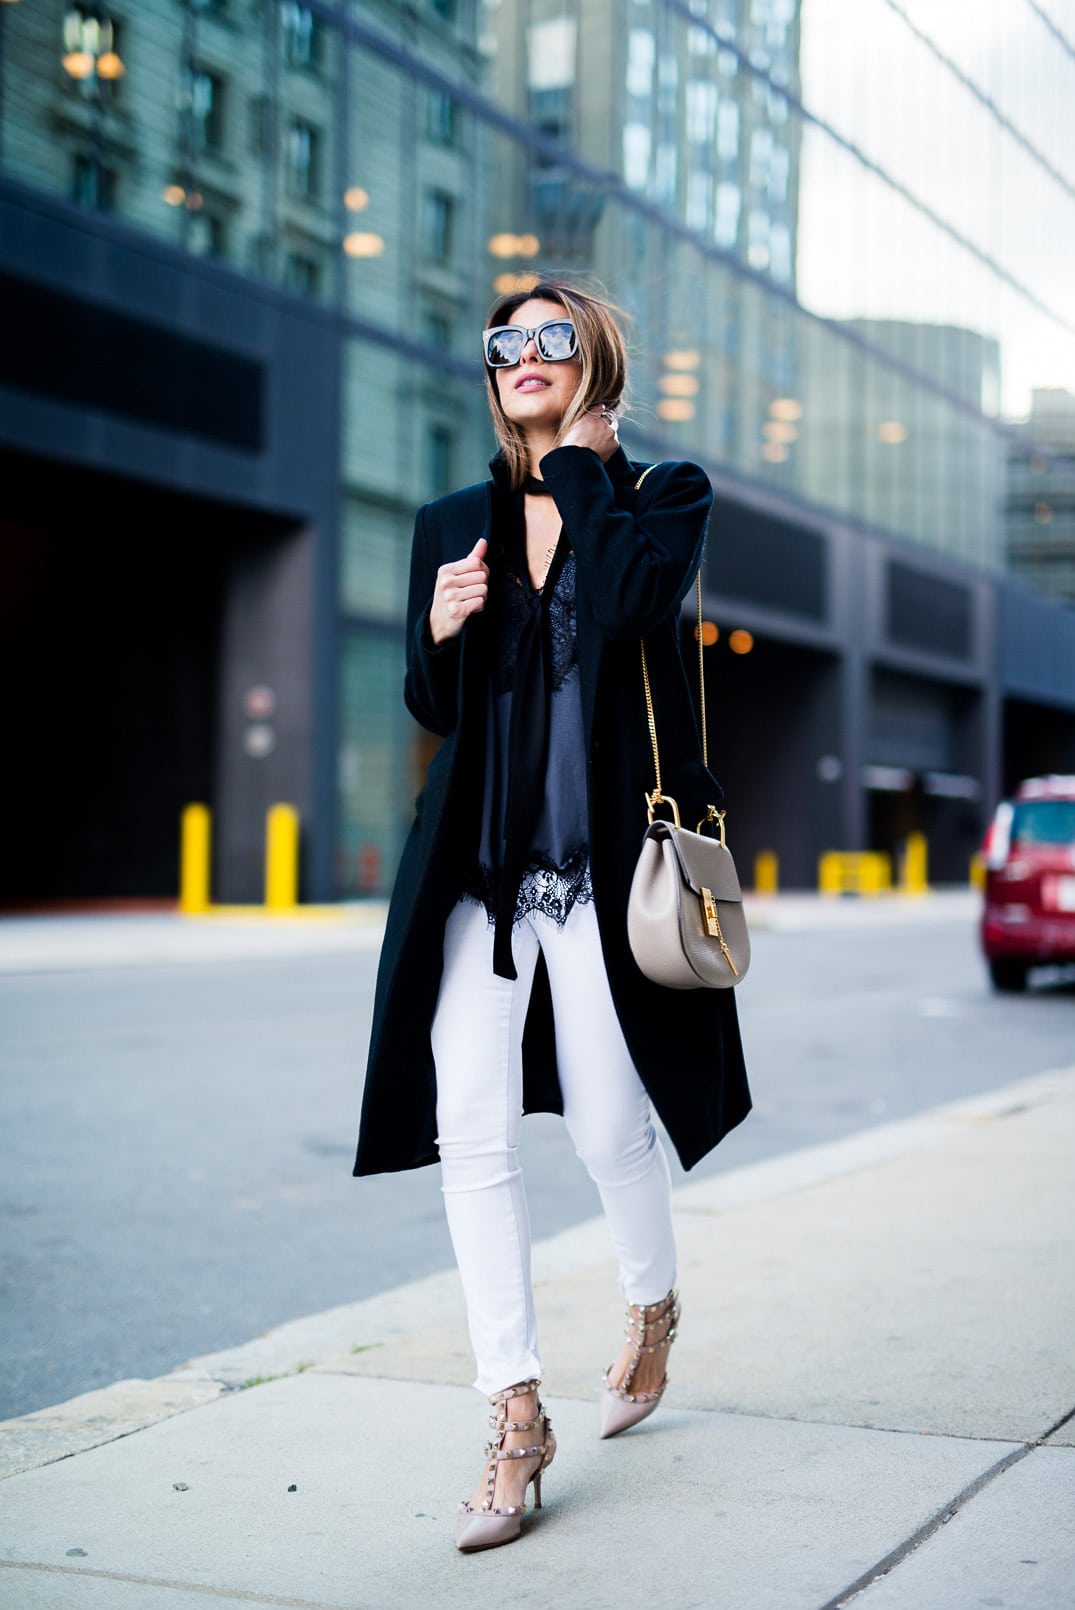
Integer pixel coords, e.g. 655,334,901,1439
482,319,579,368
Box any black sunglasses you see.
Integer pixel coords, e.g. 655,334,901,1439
482,320,578,368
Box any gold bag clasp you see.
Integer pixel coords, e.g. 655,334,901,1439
699,886,740,977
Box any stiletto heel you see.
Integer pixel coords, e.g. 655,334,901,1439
599,1289,680,1439
455,1378,556,1552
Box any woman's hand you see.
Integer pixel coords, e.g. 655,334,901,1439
428,537,489,645
560,406,620,463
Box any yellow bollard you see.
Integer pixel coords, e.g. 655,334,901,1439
180,803,212,914
818,851,842,895
901,831,929,895
754,850,779,895
969,853,986,890
265,804,300,910
819,850,893,896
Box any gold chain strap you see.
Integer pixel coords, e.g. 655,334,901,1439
635,465,707,804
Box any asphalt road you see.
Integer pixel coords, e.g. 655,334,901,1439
2,915,1073,1420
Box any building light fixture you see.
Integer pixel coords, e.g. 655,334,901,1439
877,420,908,444
659,373,700,397
344,186,370,212
343,231,385,257
763,419,797,443
62,50,95,78
695,621,719,646
162,184,186,206
62,12,123,80
492,271,540,294
862,765,914,792
488,232,541,259
769,397,801,421
663,349,701,370
760,441,788,463
656,398,695,423
728,629,754,655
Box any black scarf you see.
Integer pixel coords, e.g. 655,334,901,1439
490,480,566,980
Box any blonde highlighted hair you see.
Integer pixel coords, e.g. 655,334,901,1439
483,279,629,490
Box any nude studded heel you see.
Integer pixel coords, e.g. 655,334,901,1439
455,1379,556,1552
599,1289,680,1439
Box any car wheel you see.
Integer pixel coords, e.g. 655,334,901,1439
989,959,1028,993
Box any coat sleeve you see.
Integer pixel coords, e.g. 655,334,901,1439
402,502,461,736
538,446,713,639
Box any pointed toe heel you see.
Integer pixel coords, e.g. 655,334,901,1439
598,1289,680,1440
455,1378,556,1553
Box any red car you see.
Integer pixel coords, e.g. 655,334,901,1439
981,775,1075,991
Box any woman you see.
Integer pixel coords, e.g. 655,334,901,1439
353,280,750,1550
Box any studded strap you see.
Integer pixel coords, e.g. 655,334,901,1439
459,1379,555,1518
607,1289,680,1402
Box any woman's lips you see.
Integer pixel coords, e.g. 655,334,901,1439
515,374,550,391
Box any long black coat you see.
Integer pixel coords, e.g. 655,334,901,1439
353,443,750,1177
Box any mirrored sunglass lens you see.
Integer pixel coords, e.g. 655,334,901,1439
538,322,575,359
487,329,524,366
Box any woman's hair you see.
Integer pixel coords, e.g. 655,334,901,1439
483,279,629,490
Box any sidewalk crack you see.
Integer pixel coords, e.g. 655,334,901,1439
813,1441,1033,1610
0,1558,358,1610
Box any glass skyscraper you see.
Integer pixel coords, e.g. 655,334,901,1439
1,0,1072,901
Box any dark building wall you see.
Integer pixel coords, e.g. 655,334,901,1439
0,184,342,901
697,474,1075,886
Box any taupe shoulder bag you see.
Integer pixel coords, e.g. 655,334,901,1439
626,465,751,990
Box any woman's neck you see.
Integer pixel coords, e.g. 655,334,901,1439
522,424,561,479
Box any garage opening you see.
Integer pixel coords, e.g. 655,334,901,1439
866,667,983,882
693,626,842,889
1002,696,1075,794
0,448,290,906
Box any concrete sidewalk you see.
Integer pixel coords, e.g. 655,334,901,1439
2,1062,1073,1609
0,888,981,974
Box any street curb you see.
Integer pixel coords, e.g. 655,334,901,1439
3,1061,1073,1482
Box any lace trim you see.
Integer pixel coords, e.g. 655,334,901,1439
546,553,577,695
492,552,577,697
461,844,593,929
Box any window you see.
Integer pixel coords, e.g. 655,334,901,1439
686,81,717,145
249,94,273,155
71,153,114,209
623,123,651,190
425,88,458,146
716,100,739,162
181,65,226,155
626,29,655,97
188,210,227,259
715,180,740,247
281,2,319,68
284,252,321,296
686,171,712,231
423,310,453,351
422,189,454,262
427,425,454,496
286,121,320,201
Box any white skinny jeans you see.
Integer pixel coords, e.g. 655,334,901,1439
432,894,677,1395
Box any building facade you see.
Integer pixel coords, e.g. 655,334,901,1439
1,0,1073,903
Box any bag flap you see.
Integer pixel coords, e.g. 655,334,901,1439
644,822,744,903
